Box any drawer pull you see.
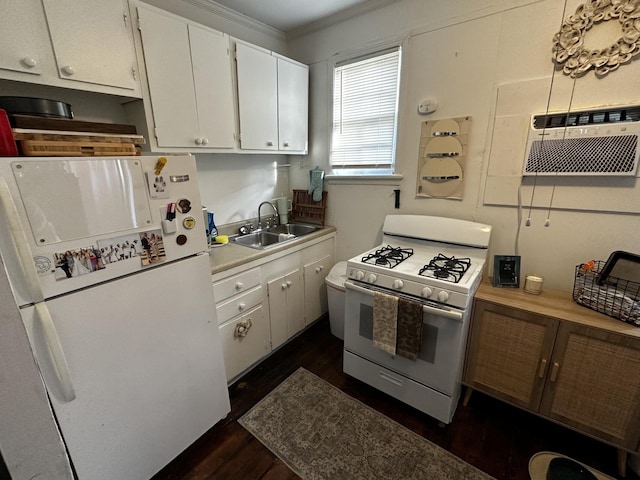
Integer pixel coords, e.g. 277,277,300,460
238,303,246,311
538,358,547,378
234,319,252,338
286,280,292,288
379,371,403,387
235,282,243,290
550,362,560,382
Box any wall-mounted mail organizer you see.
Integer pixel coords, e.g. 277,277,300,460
416,116,470,200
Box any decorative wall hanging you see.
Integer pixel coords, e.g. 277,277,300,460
553,0,640,77
416,116,470,200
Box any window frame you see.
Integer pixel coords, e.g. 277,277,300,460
327,45,403,182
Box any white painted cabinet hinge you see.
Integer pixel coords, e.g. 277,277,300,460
132,65,137,80
123,11,128,27
136,9,142,31
153,127,159,140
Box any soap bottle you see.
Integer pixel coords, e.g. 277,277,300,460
208,212,218,244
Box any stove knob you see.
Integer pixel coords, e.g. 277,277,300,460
355,270,365,281
366,273,377,283
437,290,450,303
421,286,433,298
392,279,404,289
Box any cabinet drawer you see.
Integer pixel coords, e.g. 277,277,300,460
216,285,262,325
213,267,261,303
219,305,270,382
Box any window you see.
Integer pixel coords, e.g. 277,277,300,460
330,47,401,176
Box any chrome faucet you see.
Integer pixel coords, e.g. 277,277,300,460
258,201,279,229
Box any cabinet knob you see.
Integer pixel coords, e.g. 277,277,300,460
283,142,290,147
61,65,75,76
315,267,322,274
267,141,274,147
194,137,203,145
238,303,246,311
235,282,243,290
286,280,292,288
281,283,287,290
201,137,209,145
21,57,37,68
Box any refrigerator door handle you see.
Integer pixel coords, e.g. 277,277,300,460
0,178,44,303
33,302,76,403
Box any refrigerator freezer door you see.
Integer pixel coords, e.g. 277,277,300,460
0,155,208,304
21,254,229,480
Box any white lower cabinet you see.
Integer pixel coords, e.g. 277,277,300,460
212,233,336,382
267,268,304,350
303,254,332,326
219,304,269,382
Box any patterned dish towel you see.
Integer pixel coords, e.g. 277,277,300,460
396,297,424,360
373,291,398,355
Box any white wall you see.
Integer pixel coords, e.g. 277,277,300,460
288,0,640,291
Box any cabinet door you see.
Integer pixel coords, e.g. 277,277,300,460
277,57,308,152
267,268,303,349
188,24,235,148
42,0,138,90
286,268,304,337
137,5,199,148
0,0,48,77
235,43,278,150
219,305,269,382
540,323,640,450
267,273,288,349
464,300,558,411
303,254,331,325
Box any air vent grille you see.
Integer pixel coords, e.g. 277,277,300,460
533,106,640,129
525,135,638,175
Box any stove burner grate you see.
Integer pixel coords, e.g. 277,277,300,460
419,254,471,283
361,245,413,269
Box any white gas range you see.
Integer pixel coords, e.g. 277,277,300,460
343,215,491,423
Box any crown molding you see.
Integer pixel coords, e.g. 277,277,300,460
287,0,401,40
182,0,286,41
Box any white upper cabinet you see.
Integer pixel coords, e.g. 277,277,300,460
42,0,138,91
136,3,236,150
276,56,309,152
0,0,141,97
235,41,309,153
235,42,279,151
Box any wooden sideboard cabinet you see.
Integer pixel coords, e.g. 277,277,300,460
463,281,640,477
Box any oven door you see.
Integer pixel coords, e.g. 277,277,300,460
344,280,469,396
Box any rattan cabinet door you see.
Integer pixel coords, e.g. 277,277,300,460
540,323,640,450
464,300,558,411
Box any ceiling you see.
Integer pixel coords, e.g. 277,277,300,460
211,0,382,33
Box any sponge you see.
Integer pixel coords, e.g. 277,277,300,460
214,235,229,244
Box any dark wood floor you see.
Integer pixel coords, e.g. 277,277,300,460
151,317,639,480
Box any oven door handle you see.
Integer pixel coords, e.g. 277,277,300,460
344,280,464,322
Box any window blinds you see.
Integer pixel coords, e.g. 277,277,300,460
331,48,401,172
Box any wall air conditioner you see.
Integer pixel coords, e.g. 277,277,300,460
523,105,640,176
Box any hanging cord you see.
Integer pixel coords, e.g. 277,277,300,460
545,74,578,227
526,0,569,227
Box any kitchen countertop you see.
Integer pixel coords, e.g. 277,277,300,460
208,226,336,275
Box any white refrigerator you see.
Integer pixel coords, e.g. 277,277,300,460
0,155,230,480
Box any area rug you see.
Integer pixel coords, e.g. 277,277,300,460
529,452,614,480
239,368,495,480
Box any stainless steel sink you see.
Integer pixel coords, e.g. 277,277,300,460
267,223,318,236
232,223,320,250
233,231,282,249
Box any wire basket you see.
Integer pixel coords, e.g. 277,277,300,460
572,260,640,326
